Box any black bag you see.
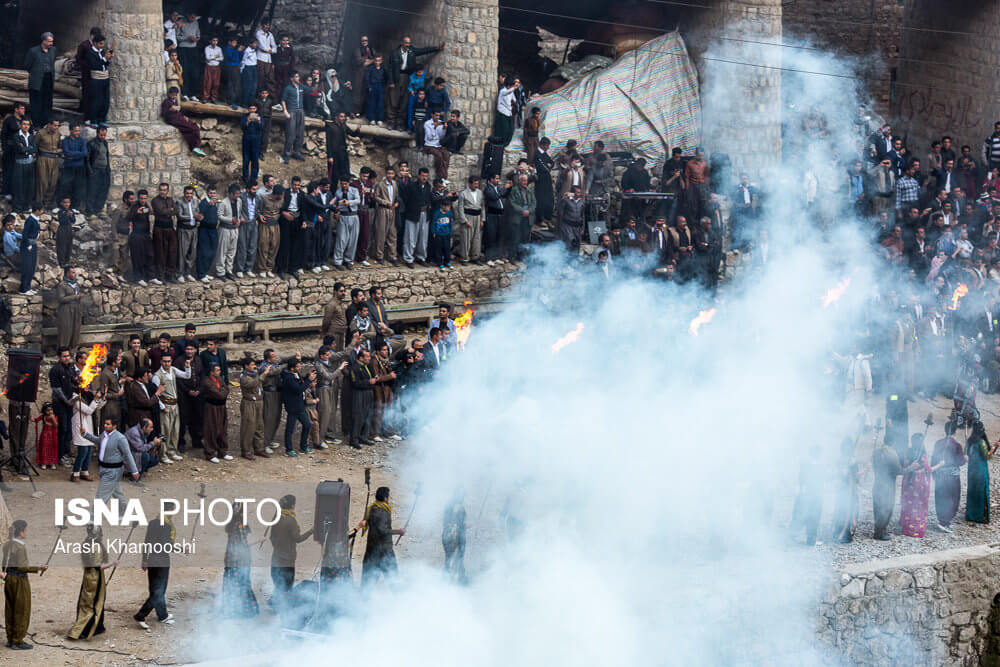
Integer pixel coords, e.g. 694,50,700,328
480,136,506,180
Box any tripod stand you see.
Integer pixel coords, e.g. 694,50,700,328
0,401,39,492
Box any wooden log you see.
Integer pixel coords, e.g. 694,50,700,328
179,100,412,140
0,68,81,98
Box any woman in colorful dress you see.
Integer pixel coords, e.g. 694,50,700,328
900,434,934,537
931,422,967,533
221,503,258,618
67,524,116,640
966,421,997,524
33,403,58,469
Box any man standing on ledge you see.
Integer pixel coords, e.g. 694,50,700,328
386,36,445,131
23,32,56,127
55,266,83,350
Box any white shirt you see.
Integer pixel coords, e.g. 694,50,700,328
240,47,258,71
399,48,410,72
423,119,445,148
385,179,394,202
288,190,299,213
98,431,110,462
255,30,276,62
164,20,177,46
497,86,516,116
204,45,223,66
152,364,191,409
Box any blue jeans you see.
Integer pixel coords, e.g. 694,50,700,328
137,451,159,478
366,85,384,122
241,66,258,107
196,227,218,278
284,409,310,452
73,445,92,473
242,136,260,184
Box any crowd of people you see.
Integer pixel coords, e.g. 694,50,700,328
35,292,462,482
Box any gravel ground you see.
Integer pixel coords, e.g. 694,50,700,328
808,390,1000,567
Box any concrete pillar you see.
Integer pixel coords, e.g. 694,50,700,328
102,0,190,201
403,0,499,180
684,0,783,178
893,1,998,157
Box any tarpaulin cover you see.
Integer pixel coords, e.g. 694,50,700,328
530,32,701,166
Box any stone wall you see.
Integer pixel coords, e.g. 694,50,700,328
684,0,783,178
893,1,1000,157
2,261,520,349
820,545,1000,665
272,0,348,70
103,0,192,202
782,0,902,114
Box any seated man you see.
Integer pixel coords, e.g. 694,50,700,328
441,110,469,155
161,86,206,157
126,417,161,479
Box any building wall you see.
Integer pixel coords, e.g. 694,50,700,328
684,0,783,178
272,0,348,70
893,1,1000,158
782,0,902,113
820,545,1000,665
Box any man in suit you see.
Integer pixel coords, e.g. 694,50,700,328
84,417,140,507
280,359,315,456
215,183,244,280
24,32,57,127
127,368,161,428
482,173,507,263
401,167,433,268
365,286,393,338
934,158,958,195
905,226,931,279
386,36,445,130
423,327,446,372
348,348,376,448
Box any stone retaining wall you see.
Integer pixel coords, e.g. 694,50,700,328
820,545,1000,665
3,263,521,349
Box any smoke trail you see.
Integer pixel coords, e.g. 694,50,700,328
185,26,896,667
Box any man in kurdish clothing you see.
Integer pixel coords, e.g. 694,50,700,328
356,486,404,587
269,494,313,613
238,358,269,460
202,363,231,463
2,519,48,650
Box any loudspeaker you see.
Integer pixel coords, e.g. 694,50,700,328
314,480,351,546
6,348,41,404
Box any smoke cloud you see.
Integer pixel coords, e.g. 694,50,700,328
186,27,890,666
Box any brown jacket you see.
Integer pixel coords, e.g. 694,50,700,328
369,353,395,404
373,178,399,209
202,375,230,405
322,296,347,334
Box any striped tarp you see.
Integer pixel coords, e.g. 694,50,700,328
530,32,702,166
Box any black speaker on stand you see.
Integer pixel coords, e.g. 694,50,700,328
3,348,42,482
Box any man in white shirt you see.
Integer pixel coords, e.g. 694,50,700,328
202,36,223,103
255,22,278,96
152,352,191,463
494,77,520,146
422,111,450,180
164,12,180,47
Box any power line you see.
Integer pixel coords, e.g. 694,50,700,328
347,0,999,101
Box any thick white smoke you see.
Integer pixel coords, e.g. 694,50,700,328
187,28,887,667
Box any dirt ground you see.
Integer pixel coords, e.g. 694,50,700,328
0,334,439,666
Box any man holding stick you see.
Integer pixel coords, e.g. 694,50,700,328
356,486,404,587
2,519,48,650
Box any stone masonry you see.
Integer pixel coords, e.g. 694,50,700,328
2,262,521,349
892,1,1000,159
683,0,783,178
103,0,191,201
819,545,1000,665
272,0,347,71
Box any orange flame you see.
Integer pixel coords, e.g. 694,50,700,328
949,283,969,311
454,301,475,351
552,322,585,353
689,308,717,336
822,278,852,307
78,344,108,390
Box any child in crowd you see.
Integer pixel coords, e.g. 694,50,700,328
430,199,454,269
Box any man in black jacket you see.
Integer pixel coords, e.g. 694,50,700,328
401,167,433,268
483,173,507,262
349,349,376,448
24,32,57,127
280,360,316,456
325,112,353,185
198,338,228,384
278,176,305,276
48,346,77,464
386,36,445,130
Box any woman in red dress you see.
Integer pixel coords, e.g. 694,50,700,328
34,403,59,469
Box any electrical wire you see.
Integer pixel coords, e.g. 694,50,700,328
348,0,996,100
0,624,183,664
